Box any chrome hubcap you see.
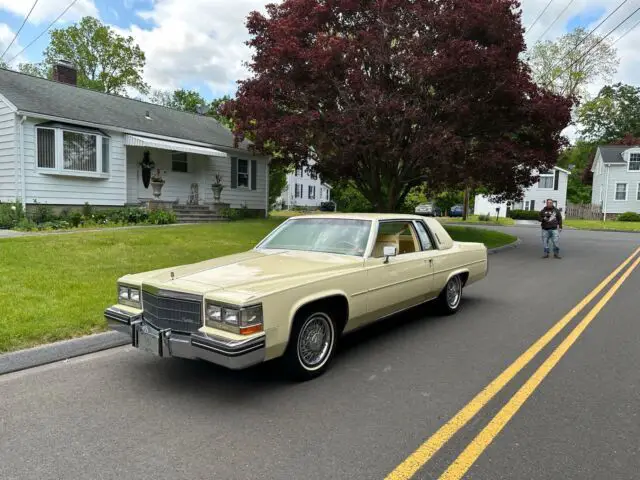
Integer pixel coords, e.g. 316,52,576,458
446,277,462,308
297,314,333,370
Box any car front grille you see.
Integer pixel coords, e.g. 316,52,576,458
141,288,203,333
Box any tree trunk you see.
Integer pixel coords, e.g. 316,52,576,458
463,184,470,221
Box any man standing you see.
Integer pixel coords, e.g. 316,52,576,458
539,199,563,258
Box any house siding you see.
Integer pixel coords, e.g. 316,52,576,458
601,164,640,214
126,147,267,210
523,171,569,212
0,97,16,202
22,117,127,206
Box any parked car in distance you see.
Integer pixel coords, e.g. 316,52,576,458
319,201,337,212
415,202,442,217
106,213,488,381
450,204,464,217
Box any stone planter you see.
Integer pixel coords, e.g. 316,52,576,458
150,181,165,198
212,184,224,202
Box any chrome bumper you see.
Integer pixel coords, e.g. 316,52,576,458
104,306,266,370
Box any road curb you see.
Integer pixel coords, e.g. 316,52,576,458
1,238,521,376
487,238,522,254
0,331,129,376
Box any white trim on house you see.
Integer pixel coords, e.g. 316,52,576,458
124,134,227,158
628,152,640,173
614,182,628,202
0,93,17,113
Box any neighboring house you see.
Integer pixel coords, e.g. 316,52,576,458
276,158,332,209
590,145,640,218
474,166,570,218
0,63,270,217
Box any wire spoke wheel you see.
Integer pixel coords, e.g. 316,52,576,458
296,313,334,371
446,276,462,309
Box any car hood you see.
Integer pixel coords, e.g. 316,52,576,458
120,249,363,300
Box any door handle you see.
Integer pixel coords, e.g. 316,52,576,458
428,259,433,266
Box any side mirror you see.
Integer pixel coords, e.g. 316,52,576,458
383,246,397,263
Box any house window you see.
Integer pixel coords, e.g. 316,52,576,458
308,185,316,199
615,183,627,201
63,131,97,172
37,128,56,169
295,167,302,177
530,199,535,211
637,183,640,201
538,174,554,189
295,183,302,198
237,159,249,187
36,125,109,174
171,152,188,172
630,153,640,171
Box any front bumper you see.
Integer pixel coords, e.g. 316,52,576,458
105,306,266,370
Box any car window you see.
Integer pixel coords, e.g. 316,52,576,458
259,218,371,256
372,221,421,258
414,221,434,250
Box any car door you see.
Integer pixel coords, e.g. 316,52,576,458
361,220,435,325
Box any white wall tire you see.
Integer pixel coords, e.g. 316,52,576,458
437,275,463,315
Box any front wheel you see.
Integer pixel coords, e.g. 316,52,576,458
437,275,463,315
283,310,338,381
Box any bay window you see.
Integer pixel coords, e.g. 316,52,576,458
36,123,110,175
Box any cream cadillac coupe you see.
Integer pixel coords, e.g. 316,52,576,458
106,213,488,380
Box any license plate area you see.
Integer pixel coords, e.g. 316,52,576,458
137,322,161,356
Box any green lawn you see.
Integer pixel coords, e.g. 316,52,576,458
0,220,515,353
444,226,517,249
437,215,516,226
565,219,640,232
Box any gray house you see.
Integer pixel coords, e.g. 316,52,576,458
590,145,640,218
0,63,270,219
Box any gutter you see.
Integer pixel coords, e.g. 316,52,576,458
19,115,26,208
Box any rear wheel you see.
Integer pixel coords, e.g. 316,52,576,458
283,310,338,381
437,275,463,315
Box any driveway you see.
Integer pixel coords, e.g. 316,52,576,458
1,226,639,480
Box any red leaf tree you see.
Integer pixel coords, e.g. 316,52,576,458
223,0,573,212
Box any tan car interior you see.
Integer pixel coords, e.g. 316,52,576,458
372,223,422,258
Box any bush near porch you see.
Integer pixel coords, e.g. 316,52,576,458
0,220,515,353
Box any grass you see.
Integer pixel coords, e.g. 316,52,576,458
0,219,515,353
564,219,640,232
437,215,515,226
444,226,517,249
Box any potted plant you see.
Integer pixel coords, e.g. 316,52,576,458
211,173,224,202
139,151,155,189
150,168,165,198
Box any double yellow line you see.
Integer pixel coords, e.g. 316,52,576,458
386,246,640,480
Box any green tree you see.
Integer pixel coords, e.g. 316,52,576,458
577,83,640,143
39,16,148,95
18,62,49,78
208,95,234,130
150,88,208,113
528,27,618,100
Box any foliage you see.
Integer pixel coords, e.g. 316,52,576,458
268,162,292,208
617,212,640,222
577,83,640,143
0,200,26,229
148,210,177,225
208,95,235,130
528,27,618,100
507,209,540,220
18,62,49,78
224,0,572,212
32,16,149,95
330,181,373,212
478,214,491,222
400,186,429,213
221,206,262,221
150,88,209,114
434,191,465,216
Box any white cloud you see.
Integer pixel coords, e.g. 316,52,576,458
115,0,268,92
0,0,99,24
0,22,26,64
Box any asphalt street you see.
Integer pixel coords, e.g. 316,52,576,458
1,225,639,480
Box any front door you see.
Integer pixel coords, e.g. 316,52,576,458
361,220,435,326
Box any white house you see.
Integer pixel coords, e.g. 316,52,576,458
590,145,640,218
0,63,271,218
474,166,571,217
276,158,332,209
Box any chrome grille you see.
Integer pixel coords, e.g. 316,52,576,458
142,288,203,333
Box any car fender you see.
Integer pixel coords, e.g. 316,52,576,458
286,289,350,337
444,268,471,289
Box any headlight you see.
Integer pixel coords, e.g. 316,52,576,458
205,302,263,335
118,284,141,308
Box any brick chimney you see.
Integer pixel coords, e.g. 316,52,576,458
52,60,77,86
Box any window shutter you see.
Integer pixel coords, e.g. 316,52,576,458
554,169,560,190
231,157,238,189
251,160,257,190
530,200,535,210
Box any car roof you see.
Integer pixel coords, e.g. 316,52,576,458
285,212,427,221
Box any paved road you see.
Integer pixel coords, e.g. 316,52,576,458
1,226,639,480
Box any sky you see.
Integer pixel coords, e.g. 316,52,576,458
0,0,638,138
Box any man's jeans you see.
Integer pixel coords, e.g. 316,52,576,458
541,228,560,254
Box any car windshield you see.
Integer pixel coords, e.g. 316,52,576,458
259,218,371,256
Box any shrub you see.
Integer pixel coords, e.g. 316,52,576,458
478,214,491,222
508,209,540,220
148,210,176,225
0,200,26,229
617,211,640,222
31,201,55,224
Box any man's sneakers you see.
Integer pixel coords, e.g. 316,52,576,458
542,253,549,258
554,253,562,259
